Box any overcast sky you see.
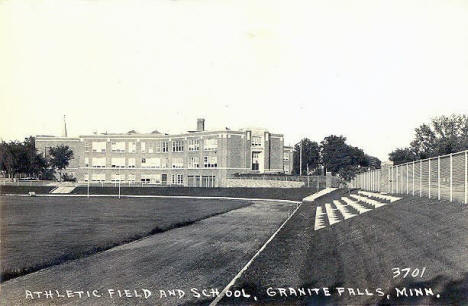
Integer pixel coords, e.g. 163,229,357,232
1,0,467,161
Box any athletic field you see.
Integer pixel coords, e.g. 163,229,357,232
0,190,466,305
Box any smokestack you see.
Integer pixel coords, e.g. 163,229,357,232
197,118,205,132
62,115,68,137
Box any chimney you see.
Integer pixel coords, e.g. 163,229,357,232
62,115,68,137
197,118,205,132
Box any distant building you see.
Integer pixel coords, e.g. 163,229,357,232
35,119,294,187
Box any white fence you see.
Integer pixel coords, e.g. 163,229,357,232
350,150,468,204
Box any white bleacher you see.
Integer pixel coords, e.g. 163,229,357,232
358,191,401,202
314,206,327,231
350,194,386,208
341,197,371,214
333,200,356,220
325,203,340,225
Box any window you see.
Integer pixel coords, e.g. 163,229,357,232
84,157,89,167
283,153,289,161
171,174,184,185
188,139,200,151
128,158,136,168
284,165,290,173
141,174,161,184
142,157,162,168
92,157,106,168
172,157,184,168
155,141,161,153
162,141,169,153
141,142,146,153
252,136,262,147
111,174,123,182
204,156,217,168
127,174,136,182
188,156,199,168
92,173,106,182
172,140,184,152
141,158,146,165
202,176,216,187
204,138,217,151
252,152,260,170
111,142,125,152
148,143,153,153
84,142,91,152
84,174,89,182
111,157,125,168
92,142,106,153
129,142,136,153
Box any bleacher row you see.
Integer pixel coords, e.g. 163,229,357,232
314,191,401,230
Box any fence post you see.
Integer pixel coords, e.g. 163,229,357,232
396,166,398,194
420,160,422,197
450,153,453,202
392,167,394,193
465,151,467,204
378,170,380,192
438,156,441,201
428,159,431,199
406,164,409,194
412,161,415,196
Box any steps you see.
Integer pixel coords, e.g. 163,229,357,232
50,186,76,194
314,192,401,230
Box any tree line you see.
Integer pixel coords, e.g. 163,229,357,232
389,114,468,165
0,137,74,181
292,135,381,181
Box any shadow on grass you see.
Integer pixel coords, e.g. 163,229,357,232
0,205,250,283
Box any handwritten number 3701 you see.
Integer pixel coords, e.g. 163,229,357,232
392,267,426,279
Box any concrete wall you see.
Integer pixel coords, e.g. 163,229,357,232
225,179,304,188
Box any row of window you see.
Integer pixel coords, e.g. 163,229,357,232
85,174,218,187
84,156,217,168
84,173,185,185
85,139,218,153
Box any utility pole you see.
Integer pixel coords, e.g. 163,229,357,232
299,140,303,176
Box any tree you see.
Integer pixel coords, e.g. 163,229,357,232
0,137,49,179
320,135,377,181
388,114,468,163
366,155,382,169
409,114,468,158
0,141,17,178
49,145,74,181
293,138,320,175
388,147,418,165
320,135,349,174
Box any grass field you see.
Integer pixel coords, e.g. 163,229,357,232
0,185,319,201
71,186,319,201
0,195,252,282
0,185,55,194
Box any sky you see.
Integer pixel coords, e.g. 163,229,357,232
1,0,467,161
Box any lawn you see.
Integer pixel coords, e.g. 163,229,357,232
0,195,252,282
71,186,318,201
0,185,320,201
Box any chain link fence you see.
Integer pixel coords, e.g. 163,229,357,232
350,150,468,204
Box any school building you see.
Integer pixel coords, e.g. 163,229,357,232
35,119,295,187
